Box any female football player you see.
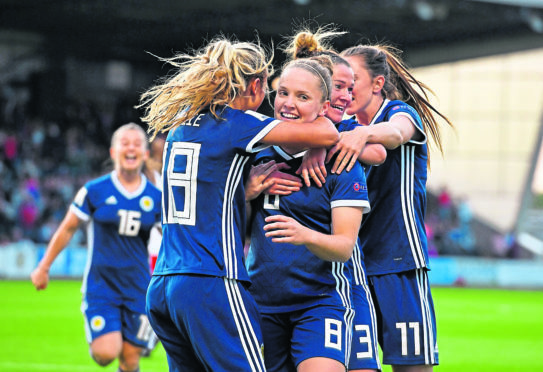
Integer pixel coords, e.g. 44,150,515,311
138,35,339,371
246,55,370,372
31,123,161,372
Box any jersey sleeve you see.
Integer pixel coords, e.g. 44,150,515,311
337,118,360,133
329,162,371,214
387,102,427,145
235,110,281,153
70,185,91,221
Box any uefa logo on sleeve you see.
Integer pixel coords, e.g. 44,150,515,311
352,182,367,192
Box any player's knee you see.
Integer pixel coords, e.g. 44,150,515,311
119,360,140,372
119,349,141,371
91,353,115,366
89,332,123,366
90,348,118,366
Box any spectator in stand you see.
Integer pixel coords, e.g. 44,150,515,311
437,186,452,225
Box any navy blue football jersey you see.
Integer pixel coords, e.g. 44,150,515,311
246,146,370,313
155,106,280,282
344,99,429,275
71,172,161,300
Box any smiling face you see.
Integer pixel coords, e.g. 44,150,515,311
343,55,378,118
326,63,354,123
110,127,149,174
274,66,329,123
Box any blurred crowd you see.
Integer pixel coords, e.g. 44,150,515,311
0,94,139,245
425,186,521,258
425,187,474,257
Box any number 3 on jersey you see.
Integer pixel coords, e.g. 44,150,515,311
163,142,201,226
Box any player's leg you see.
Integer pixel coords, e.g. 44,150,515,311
82,297,124,366
120,304,156,371
150,274,266,371
89,331,123,366
260,312,296,372
369,269,438,371
348,284,381,372
146,275,203,371
297,357,346,372
182,276,266,371
118,341,143,372
290,304,353,372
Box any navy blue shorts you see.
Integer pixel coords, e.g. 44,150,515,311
146,274,266,372
369,269,438,366
82,295,154,349
261,303,353,372
348,283,381,371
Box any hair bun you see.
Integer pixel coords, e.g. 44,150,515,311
293,32,320,59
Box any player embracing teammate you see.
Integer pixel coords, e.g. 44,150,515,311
31,23,452,372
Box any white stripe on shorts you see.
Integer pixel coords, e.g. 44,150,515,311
224,278,266,372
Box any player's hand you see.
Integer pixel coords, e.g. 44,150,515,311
30,266,50,291
296,148,327,187
266,164,303,195
263,215,310,245
247,161,302,200
327,127,368,174
245,161,281,201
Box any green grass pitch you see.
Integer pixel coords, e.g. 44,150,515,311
1,280,542,371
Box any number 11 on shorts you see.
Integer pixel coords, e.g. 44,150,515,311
396,322,420,356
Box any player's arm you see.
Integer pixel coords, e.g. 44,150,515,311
260,116,338,187
296,137,387,189
30,209,82,290
263,206,363,262
366,114,420,149
260,116,339,149
359,143,387,166
296,142,387,188
328,115,418,174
